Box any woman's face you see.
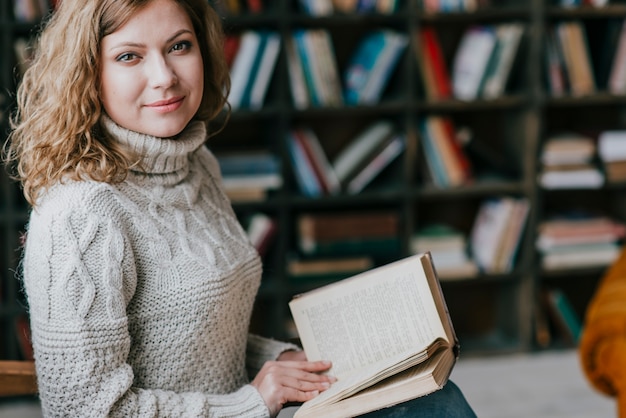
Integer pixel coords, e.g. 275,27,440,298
100,0,204,138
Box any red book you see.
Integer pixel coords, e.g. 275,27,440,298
246,0,263,13
440,117,472,180
292,128,331,195
421,27,452,99
224,34,241,69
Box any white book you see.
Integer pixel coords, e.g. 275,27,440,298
285,36,310,109
228,31,262,109
609,21,626,94
249,33,281,110
346,134,405,194
481,23,524,99
470,197,516,273
360,31,408,104
539,166,604,189
332,121,394,183
452,26,497,101
598,130,626,162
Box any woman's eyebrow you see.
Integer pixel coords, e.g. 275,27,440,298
107,29,193,52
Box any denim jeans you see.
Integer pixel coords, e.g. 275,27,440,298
359,381,476,418
276,380,476,418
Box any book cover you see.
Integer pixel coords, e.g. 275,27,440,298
419,118,449,187
285,35,310,109
359,31,409,104
287,256,374,279
419,27,453,100
332,121,395,184
289,253,458,418
344,30,408,105
452,25,497,101
228,30,263,109
541,289,582,344
287,131,323,197
292,30,321,106
481,23,524,99
294,128,342,195
248,31,281,110
246,213,277,258
470,197,519,273
310,30,344,107
609,20,626,94
345,133,405,194
298,211,399,243
239,32,268,109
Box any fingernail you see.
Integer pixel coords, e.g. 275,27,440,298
321,382,330,388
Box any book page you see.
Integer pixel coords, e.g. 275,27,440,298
289,254,448,379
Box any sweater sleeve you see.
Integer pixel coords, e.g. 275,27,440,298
246,334,301,379
23,202,269,418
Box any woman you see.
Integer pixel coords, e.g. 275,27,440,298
5,0,475,416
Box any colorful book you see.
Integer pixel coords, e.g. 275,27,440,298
343,30,408,105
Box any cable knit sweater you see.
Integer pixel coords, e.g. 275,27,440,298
22,116,296,417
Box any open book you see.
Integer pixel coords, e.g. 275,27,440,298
288,253,459,418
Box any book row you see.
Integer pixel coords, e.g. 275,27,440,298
209,0,399,16
539,130,626,189
243,195,530,282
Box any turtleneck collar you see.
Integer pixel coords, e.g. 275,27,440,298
101,115,207,182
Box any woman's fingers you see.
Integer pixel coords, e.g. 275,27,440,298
251,359,336,416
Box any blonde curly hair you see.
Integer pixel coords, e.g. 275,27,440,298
4,0,230,206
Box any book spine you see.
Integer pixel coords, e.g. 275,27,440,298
333,121,394,183
346,134,405,194
249,32,281,110
287,131,323,197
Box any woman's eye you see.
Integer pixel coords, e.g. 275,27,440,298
116,53,137,62
171,41,192,52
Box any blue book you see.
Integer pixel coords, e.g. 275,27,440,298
217,152,280,176
287,132,322,197
292,30,321,106
343,30,408,105
240,32,268,109
419,118,449,187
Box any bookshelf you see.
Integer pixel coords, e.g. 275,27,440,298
4,0,626,363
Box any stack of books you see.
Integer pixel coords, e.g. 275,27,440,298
410,224,478,280
216,151,282,202
297,211,400,257
537,213,626,271
538,133,603,189
469,197,529,274
598,130,626,183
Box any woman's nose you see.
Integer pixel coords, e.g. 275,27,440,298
147,55,178,89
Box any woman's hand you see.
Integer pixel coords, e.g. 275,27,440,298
251,358,335,417
277,350,307,362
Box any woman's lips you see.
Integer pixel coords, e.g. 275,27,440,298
145,96,184,113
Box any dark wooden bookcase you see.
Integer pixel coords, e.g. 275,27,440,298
3,0,626,363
